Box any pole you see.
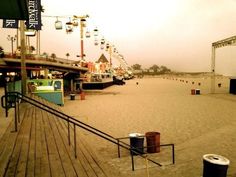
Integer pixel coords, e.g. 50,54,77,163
16,28,19,48
20,21,27,95
131,151,134,171
11,39,14,55
109,46,112,68
38,31,41,55
74,123,77,158
36,31,38,55
4,73,8,117
14,101,17,132
80,19,84,62
211,46,216,94
117,139,121,158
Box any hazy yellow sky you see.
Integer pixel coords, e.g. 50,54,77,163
1,0,236,74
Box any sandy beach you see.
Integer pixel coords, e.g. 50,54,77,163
61,75,236,177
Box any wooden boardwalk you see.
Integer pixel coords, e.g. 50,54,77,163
0,99,119,177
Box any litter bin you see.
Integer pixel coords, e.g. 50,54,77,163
145,132,160,153
70,94,75,100
230,79,236,94
80,91,85,100
203,154,230,177
191,89,195,95
196,89,201,95
129,133,144,155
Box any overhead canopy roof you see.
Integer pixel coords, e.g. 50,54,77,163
212,35,236,48
0,0,28,20
210,35,236,93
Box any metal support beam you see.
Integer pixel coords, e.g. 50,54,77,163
211,46,216,94
211,35,236,94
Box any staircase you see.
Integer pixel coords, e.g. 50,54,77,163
0,95,120,177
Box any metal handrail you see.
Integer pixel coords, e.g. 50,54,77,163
3,91,173,171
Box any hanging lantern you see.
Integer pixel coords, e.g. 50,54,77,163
85,29,91,38
66,18,73,34
55,17,63,30
94,27,98,36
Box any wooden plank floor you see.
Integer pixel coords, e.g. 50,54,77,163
0,99,116,177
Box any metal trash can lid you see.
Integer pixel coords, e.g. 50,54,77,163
203,154,230,165
129,133,143,137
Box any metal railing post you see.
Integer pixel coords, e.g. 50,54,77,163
17,97,20,123
68,118,71,145
74,123,77,158
117,139,121,158
131,149,134,171
5,88,8,117
172,144,175,164
14,98,17,132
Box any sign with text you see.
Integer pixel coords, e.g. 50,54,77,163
2,19,19,28
25,0,42,30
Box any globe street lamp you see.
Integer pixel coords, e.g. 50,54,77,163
7,35,17,56
73,15,89,63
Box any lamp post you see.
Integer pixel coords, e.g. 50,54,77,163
72,15,89,63
106,43,113,69
7,35,17,56
4,75,10,117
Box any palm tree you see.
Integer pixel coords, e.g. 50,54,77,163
131,64,142,70
51,53,56,62
0,46,4,58
66,53,70,59
149,64,160,73
29,46,36,54
160,65,171,74
42,52,49,59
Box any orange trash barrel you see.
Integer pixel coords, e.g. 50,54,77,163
80,92,85,100
145,132,160,153
191,89,195,95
